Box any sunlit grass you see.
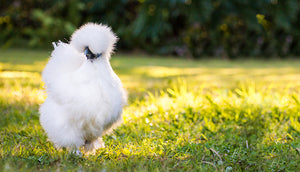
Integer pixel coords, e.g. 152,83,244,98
0,49,299,171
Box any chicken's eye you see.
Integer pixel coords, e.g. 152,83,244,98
84,47,95,60
84,48,89,55
84,47,92,55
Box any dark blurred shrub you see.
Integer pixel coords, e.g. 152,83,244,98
0,0,300,58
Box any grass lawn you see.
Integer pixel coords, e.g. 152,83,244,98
0,49,299,171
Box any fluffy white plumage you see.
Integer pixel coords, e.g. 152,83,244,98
39,23,127,154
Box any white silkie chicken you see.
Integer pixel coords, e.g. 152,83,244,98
39,23,127,154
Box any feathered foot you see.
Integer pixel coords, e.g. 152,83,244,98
84,137,105,155
71,148,83,156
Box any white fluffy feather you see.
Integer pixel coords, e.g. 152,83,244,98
39,23,127,153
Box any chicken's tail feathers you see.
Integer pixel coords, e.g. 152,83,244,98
52,41,64,49
52,42,57,48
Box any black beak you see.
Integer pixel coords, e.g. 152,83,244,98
86,53,96,60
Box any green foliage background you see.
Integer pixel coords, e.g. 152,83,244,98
1,0,300,58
